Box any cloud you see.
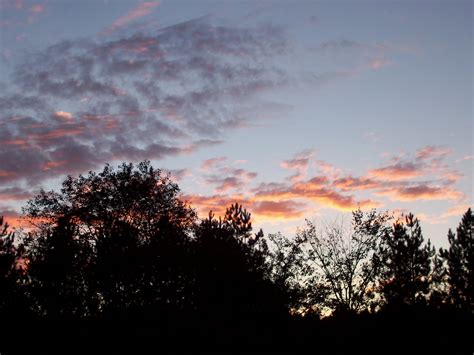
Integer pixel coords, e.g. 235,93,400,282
182,193,248,218
30,4,43,13
333,176,382,191
376,185,463,201
203,165,258,193
455,155,473,163
416,145,453,161
0,208,23,228
201,156,227,171
183,193,306,222
418,204,472,225
166,168,191,181
442,204,472,218
252,176,378,211
1,16,288,189
180,144,466,224
252,200,307,220
313,39,396,73
0,187,34,200
0,0,45,26
280,149,315,182
370,57,392,70
368,162,423,181
104,1,161,35
53,111,74,123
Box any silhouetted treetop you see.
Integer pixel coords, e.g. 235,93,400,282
378,213,435,308
440,208,473,310
23,161,196,236
299,208,392,314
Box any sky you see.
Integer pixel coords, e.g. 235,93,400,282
0,0,472,247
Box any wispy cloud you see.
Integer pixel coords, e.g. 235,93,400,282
201,156,227,171
376,185,463,201
368,162,424,181
103,1,160,35
280,149,315,182
200,158,257,194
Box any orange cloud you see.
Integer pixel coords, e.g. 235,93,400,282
184,193,308,223
252,200,306,220
0,209,23,229
252,177,379,211
183,194,247,218
333,176,381,191
53,110,74,123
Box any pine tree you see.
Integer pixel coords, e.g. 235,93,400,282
440,208,473,311
377,213,435,308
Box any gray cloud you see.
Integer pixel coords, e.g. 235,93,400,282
1,17,288,189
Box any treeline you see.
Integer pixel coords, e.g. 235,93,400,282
0,161,472,353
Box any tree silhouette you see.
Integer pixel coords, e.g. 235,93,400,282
299,209,391,314
264,231,319,316
24,216,95,318
22,161,196,319
0,216,25,319
377,213,435,308
23,161,196,238
193,204,289,331
2,159,470,351
440,208,473,311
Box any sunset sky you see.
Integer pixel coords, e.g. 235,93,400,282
0,0,472,247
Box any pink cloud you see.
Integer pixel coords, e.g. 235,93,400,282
368,162,423,181
201,156,227,171
315,160,341,179
280,149,315,182
41,160,67,171
370,57,392,70
30,4,43,13
204,167,257,193
416,145,453,161
104,1,160,34
376,185,463,201
252,176,379,211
